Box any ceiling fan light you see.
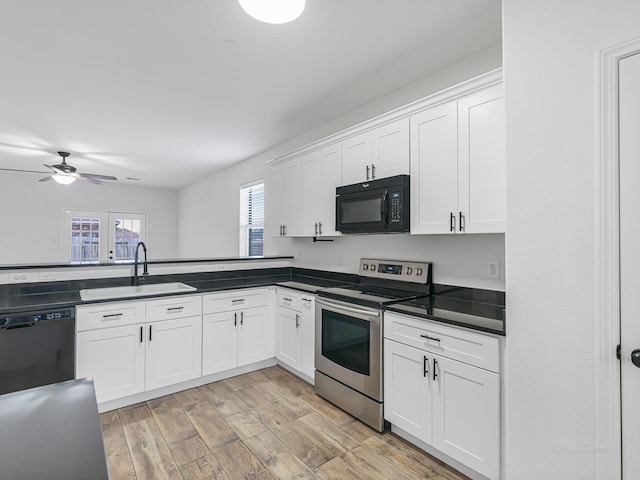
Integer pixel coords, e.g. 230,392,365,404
52,174,76,185
239,0,305,24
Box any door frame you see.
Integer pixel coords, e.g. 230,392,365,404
596,36,640,480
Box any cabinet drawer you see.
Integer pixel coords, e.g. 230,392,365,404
384,312,500,372
277,289,314,311
77,301,146,332
146,295,202,321
202,288,268,314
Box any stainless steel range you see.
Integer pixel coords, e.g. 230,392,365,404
315,258,432,432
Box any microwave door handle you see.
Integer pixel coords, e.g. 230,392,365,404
381,190,389,225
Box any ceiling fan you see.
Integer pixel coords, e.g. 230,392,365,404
40,151,117,185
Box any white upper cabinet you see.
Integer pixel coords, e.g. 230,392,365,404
270,158,299,237
457,84,506,233
270,142,342,238
411,82,505,234
410,102,459,234
300,143,342,237
342,118,409,185
268,70,504,237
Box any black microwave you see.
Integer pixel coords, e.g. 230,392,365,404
335,174,410,234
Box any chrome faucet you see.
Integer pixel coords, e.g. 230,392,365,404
133,241,149,286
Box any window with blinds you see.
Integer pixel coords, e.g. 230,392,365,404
239,182,264,257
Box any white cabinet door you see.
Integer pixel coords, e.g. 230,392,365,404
145,316,202,391
76,324,145,404
371,118,410,180
202,311,238,375
299,296,315,379
298,151,321,237
432,355,500,480
410,102,459,234
457,83,506,234
269,159,299,237
276,306,301,370
383,339,433,444
342,131,372,185
316,144,342,236
237,306,270,367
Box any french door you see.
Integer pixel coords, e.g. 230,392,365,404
63,210,147,263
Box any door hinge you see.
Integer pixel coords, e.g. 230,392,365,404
616,344,621,360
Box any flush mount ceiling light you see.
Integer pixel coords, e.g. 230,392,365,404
239,0,305,24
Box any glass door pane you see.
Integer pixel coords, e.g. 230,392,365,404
321,310,370,375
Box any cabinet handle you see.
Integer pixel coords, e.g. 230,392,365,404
232,299,245,304
459,212,464,232
318,222,323,235
295,313,300,328
433,357,438,381
423,355,429,377
282,297,292,302
280,225,283,236
366,165,370,180
420,334,441,343
102,313,123,319
240,311,244,326
149,324,152,342
167,306,184,312
371,164,376,179
315,222,318,235
140,326,143,343
450,212,455,232
302,298,312,302
234,312,237,327
283,225,287,235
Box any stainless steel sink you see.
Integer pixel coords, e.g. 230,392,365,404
79,282,197,301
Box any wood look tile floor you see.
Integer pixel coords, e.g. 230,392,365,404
100,366,470,480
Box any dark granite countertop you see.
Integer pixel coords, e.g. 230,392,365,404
0,267,358,315
0,267,504,335
386,292,505,336
0,378,108,479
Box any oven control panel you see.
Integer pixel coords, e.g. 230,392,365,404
359,258,431,284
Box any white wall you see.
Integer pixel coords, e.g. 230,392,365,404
178,46,506,290
0,172,178,264
503,1,640,478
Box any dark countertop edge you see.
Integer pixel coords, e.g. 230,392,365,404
0,256,294,271
384,303,505,336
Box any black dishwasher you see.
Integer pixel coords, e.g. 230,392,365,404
0,307,75,395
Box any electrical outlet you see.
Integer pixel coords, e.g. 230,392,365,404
337,253,343,266
294,250,302,261
486,259,500,279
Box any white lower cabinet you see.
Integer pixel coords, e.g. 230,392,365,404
145,315,202,390
76,322,145,403
384,312,500,480
276,288,315,379
76,296,202,404
202,288,272,376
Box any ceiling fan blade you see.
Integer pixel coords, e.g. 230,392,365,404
43,163,65,173
0,167,50,174
39,176,53,182
77,172,117,181
78,176,106,185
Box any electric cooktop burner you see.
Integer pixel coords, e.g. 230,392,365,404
318,258,432,308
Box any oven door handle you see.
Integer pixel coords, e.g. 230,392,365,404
316,298,380,319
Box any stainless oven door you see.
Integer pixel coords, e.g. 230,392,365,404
315,297,382,401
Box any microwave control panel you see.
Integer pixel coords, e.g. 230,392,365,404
359,258,431,284
390,191,401,223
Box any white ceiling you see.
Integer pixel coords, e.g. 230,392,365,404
0,0,501,189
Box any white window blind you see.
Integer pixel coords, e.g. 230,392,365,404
239,182,264,256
